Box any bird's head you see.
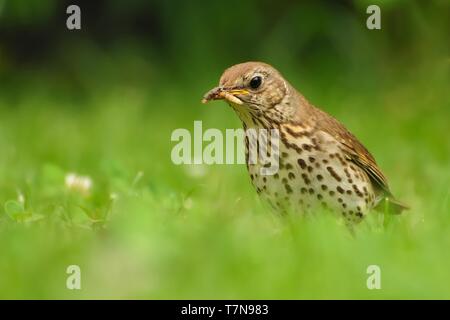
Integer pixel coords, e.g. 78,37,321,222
202,62,295,126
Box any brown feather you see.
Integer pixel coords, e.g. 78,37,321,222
310,107,388,190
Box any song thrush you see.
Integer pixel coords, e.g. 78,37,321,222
202,62,407,224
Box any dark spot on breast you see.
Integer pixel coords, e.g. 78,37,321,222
302,144,312,152
321,184,327,191
335,153,346,166
282,138,303,154
263,162,272,168
301,173,311,185
285,184,293,194
288,172,295,180
326,166,342,182
308,188,314,194
297,158,307,169
274,173,279,179
317,174,323,181
338,198,343,203
317,194,323,200
352,184,364,197
285,163,293,170
344,168,350,178
308,156,315,163
282,177,288,184
322,159,329,164
307,166,313,173
282,152,288,158
301,187,307,194
329,190,335,196
336,186,345,194
262,177,266,182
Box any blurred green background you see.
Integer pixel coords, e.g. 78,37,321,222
0,0,449,299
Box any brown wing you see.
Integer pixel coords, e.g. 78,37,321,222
309,106,391,194
309,106,409,212
289,88,408,212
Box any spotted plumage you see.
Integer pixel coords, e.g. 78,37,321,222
202,62,408,225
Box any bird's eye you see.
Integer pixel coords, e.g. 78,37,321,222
249,76,262,89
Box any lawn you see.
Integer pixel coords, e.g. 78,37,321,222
0,50,448,299
0,0,449,300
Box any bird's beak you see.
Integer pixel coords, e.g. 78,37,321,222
202,87,249,105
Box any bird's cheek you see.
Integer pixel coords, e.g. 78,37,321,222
238,95,254,106
268,93,283,108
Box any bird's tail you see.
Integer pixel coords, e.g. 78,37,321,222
374,196,410,214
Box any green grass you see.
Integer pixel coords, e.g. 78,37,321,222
0,56,448,299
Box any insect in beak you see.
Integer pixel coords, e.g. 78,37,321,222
202,87,249,105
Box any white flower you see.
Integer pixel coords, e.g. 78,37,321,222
65,173,93,195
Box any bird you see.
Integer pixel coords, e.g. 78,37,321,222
202,61,408,225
